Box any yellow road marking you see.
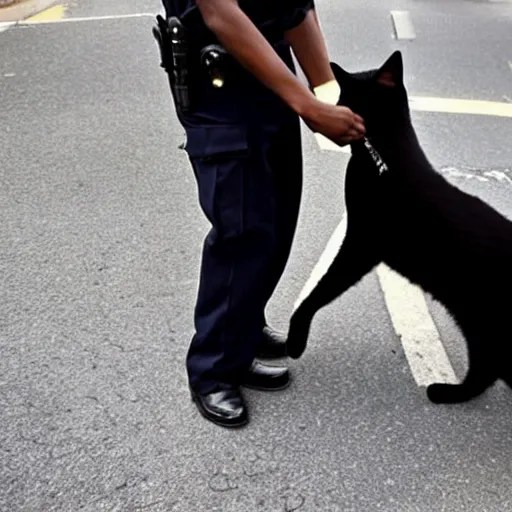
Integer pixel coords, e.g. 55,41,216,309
311,80,512,151
313,80,340,104
26,3,67,22
313,81,352,153
409,96,512,118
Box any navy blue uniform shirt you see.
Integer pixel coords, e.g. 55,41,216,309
162,0,315,42
161,0,316,123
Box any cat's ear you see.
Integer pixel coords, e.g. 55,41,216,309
330,61,351,85
376,51,403,88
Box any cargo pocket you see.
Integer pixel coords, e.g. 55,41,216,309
184,125,252,240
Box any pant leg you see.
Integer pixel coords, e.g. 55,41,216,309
259,117,304,325
184,123,279,394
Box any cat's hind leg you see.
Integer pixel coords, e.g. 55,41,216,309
286,231,379,359
427,371,497,404
426,322,497,404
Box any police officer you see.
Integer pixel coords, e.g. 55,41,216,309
155,0,365,428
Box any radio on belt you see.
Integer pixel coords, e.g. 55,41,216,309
200,45,227,88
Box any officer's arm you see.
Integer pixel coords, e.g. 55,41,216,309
196,0,365,145
284,9,335,89
195,0,316,117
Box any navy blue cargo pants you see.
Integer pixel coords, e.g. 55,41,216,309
177,41,303,395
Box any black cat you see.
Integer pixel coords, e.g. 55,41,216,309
286,51,512,404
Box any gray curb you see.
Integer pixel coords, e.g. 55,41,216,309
0,0,58,22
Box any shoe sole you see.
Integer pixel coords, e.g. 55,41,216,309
242,378,292,392
191,395,249,429
255,354,288,360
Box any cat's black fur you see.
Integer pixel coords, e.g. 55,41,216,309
286,51,512,404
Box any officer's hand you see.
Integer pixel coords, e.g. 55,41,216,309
301,100,366,146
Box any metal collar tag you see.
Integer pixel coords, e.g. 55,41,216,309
363,137,389,175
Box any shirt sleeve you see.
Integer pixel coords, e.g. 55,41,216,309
280,0,315,31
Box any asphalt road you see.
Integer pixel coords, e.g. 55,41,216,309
1,0,512,510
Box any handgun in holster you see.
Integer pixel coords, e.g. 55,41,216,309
152,14,192,113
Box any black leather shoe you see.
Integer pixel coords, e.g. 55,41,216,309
191,387,249,428
256,325,288,359
241,361,290,391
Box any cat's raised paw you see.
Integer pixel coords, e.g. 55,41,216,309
285,317,310,359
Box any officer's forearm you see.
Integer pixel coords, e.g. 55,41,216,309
196,0,316,116
284,9,335,88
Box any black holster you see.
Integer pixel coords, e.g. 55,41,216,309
152,14,192,114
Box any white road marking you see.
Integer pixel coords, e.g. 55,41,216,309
390,10,417,41
293,215,347,311
294,213,459,387
0,21,15,33
376,265,458,386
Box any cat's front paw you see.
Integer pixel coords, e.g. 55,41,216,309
285,315,310,359
426,383,472,404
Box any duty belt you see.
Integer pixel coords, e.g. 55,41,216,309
152,14,285,113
